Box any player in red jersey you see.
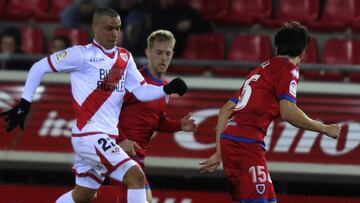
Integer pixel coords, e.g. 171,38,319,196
95,29,197,202
199,22,341,203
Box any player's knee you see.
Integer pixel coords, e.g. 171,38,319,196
72,193,95,203
72,186,97,203
123,165,145,189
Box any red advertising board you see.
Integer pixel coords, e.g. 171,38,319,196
1,82,360,175
0,184,359,203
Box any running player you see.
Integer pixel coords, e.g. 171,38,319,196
199,22,341,203
1,8,187,203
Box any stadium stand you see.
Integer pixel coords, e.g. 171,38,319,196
34,0,72,22
301,37,318,64
0,0,46,21
210,34,271,77
20,27,44,54
308,0,356,31
169,32,225,75
53,27,89,46
303,38,352,81
187,0,228,25
227,0,272,26
261,0,319,28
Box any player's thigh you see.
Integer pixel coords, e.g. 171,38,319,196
221,139,276,202
73,134,136,180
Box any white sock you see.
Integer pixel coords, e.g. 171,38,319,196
55,190,75,203
128,188,146,203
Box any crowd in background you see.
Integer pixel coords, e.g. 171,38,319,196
0,0,213,70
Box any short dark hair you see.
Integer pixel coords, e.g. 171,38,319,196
92,7,119,23
274,21,310,57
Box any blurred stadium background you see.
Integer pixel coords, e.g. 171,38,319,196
1,0,360,202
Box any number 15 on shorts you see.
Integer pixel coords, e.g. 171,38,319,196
249,165,272,184
249,165,273,195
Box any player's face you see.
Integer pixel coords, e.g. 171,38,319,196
93,15,121,49
146,40,174,77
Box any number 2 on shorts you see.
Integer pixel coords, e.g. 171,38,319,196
97,137,116,152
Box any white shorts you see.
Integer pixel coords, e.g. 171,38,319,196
72,133,136,189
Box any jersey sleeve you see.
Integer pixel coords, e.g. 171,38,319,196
47,46,83,72
229,88,243,104
124,53,145,92
275,65,299,103
156,116,181,132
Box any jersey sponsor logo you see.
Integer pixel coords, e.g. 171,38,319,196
97,68,125,92
256,184,266,195
289,80,297,97
120,53,128,62
55,50,67,62
90,58,105,63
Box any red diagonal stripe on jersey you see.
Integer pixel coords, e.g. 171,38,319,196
95,146,131,176
76,48,129,130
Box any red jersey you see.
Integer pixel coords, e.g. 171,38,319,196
224,56,300,142
118,67,181,157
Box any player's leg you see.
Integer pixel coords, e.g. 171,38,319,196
72,185,98,203
56,185,98,203
57,137,105,203
76,134,147,203
106,174,152,202
113,164,147,203
145,181,153,203
135,155,153,203
87,134,147,203
220,138,277,203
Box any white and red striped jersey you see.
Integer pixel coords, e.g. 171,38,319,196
47,41,145,136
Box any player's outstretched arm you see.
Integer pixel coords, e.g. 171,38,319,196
1,57,53,132
156,113,197,132
132,77,188,102
199,152,221,173
199,100,235,173
279,99,341,139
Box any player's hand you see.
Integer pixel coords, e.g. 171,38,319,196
324,124,341,139
119,139,141,157
163,78,187,96
0,98,31,132
198,152,221,173
180,113,197,132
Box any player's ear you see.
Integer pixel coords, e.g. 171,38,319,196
92,23,97,34
145,48,150,58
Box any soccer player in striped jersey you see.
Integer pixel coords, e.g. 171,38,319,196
1,8,187,203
